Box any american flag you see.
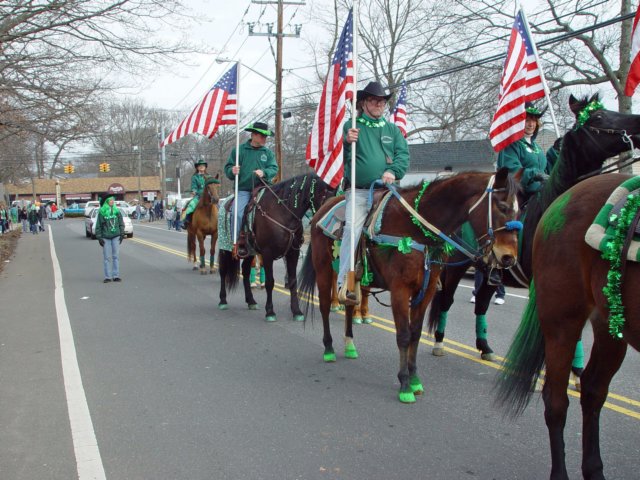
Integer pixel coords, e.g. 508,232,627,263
161,64,238,147
489,10,544,152
305,9,354,188
391,80,407,137
625,4,640,96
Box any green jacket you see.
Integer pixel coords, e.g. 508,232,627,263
95,208,125,240
343,114,409,189
224,141,279,192
190,173,207,196
497,138,547,194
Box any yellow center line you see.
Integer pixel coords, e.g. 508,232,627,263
133,236,640,419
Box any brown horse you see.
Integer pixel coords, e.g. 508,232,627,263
187,176,220,274
496,173,640,479
298,169,520,403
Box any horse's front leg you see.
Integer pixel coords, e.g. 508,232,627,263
330,270,343,312
284,250,304,322
316,259,336,362
392,289,414,403
262,257,277,322
197,232,206,274
218,251,229,310
209,230,217,274
241,257,258,310
474,278,498,361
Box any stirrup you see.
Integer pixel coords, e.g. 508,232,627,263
338,282,361,306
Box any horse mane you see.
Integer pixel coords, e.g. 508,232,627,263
267,172,323,210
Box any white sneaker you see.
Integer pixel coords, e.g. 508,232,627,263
469,295,475,303
494,297,505,305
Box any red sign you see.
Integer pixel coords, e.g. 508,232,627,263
108,183,126,194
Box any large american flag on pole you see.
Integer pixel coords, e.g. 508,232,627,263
391,80,407,137
489,10,544,152
625,4,640,96
161,63,238,147
305,9,354,188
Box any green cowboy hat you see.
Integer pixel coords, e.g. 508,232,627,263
194,159,208,168
525,102,545,118
244,122,273,137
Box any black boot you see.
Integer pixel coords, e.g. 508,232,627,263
183,212,192,229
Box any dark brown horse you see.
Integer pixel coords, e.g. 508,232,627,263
298,169,520,403
496,173,640,479
428,94,640,361
187,176,220,274
218,173,335,321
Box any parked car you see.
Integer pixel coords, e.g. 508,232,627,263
85,208,133,239
83,201,100,217
114,201,147,219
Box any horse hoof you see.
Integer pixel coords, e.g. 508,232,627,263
432,342,446,356
353,317,362,325
293,314,304,322
324,352,337,363
330,305,340,312
362,317,373,324
248,304,258,311
398,390,416,404
409,375,424,395
192,266,198,271
265,315,277,322
344,343,358,359
218,303,229,310
209,269,216,275
572,372,581,392
480,352,496,362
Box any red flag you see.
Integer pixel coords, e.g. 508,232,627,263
625,5,640,96
162,64,238,147
305,10,354,189
391,80,408,138
489,10,545,152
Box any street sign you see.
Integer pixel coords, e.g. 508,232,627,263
165,178,173,182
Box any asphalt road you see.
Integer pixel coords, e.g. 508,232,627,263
1,217,639,480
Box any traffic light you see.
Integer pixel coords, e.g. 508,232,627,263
64,163,74,174
99,162,110,172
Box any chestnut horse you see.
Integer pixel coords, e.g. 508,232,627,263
218,173,335,321
298,169,520,403
496,173,640,479
428,94,640,361
187,176,220,274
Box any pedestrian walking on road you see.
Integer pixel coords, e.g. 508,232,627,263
19,206,28,232
95,195,125,283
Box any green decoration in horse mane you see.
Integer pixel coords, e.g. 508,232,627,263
575,100,605,128
541,192,572,241
204,175,220,185
601,193,640,339
411,180,455,258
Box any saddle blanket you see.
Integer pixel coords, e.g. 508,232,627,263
316,192,393,241
218,195,257,255
585,176,640,262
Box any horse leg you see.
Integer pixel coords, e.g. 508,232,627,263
391,288,414,403
407,300,430,397
284,250,304,322
316,253,337,362
580,315,627,480
197,233,206,274
430,264,466,357
343,304,358,359
474,279,498,361
360,288,372,324
262,257,277,322
209,231,217,274
218,251,229,310
241,257,258,310
330,270,343,312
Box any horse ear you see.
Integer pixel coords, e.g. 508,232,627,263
569,94,581,115
512,167,524,185
495,166,510,186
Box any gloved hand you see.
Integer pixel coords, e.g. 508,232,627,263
98,239,105,247
119,236,124,244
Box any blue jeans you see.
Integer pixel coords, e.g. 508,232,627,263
338,189,369,286
102,237,120,279
22,219,28,232
233,191,251,241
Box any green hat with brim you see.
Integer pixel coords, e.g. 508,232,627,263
194,159,208,168
244,122,273,137
525,102,544,118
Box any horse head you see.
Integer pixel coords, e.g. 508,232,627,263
465,168,520,269
203,173,221,205
565,93,640,174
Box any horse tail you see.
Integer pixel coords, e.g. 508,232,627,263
426,290,443,334
187,230,196,263
218,249,240,291
494,280,545,417
297,243,317,321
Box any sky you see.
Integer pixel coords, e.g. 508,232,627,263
129,0,321,124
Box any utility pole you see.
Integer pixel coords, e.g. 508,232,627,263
249,0,303,182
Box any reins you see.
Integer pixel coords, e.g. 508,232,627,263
575,127,640,182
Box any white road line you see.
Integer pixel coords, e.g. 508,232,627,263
48,228,106,480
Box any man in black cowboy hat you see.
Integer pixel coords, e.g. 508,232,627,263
337,80,409,309
497,101,550,196
182,158,209,229
224,121,279,255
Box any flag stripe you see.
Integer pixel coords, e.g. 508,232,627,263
489,10,545,152
161,64,238,147
625,5,640,96
305,10,354,188
391,80,408,137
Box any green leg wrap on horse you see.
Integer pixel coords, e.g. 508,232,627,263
436,311,448,334
324,349,337,362
344,342,358,359
250,267,256,283
475,314,488,340
209,255,215,267
409,375,424,394
260,267,265,283
572,339,585,369
200,255,205,268
398,389,416,404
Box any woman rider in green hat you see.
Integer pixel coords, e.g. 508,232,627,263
182,159,208,229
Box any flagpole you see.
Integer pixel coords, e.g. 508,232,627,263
520,5,560,138
233,61,241,248
347,2,358,293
